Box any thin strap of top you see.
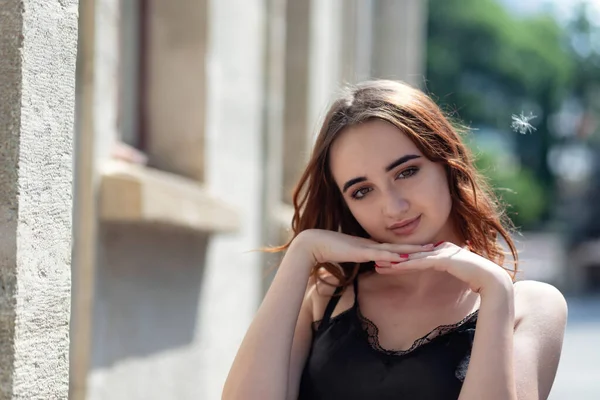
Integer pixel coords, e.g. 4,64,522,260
353,274,359,301
318,275,360,333
319,285,344,330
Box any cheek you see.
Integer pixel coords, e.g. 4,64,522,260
345,202,381,234
436,186,453,220
409,166,450,216
346,203,373,225
425,171,453,221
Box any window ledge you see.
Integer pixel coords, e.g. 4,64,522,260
99,161,240,233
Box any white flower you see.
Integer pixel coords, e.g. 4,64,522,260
511,112,537,134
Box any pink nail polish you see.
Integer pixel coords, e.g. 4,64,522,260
434,241,444,247
399,254,409,259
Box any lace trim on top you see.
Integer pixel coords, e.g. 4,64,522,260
311,320,321,331
357,307,479,357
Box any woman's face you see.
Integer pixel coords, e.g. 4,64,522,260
329,119,456,245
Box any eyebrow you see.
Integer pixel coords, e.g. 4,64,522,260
384,154,421,172
341,154,422,193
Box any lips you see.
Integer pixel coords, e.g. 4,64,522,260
388,215,421,236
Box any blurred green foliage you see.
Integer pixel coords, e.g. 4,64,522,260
427,0,574,122
471,147,546,229
426,0,600,230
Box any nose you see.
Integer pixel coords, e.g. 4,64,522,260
381,187,409,218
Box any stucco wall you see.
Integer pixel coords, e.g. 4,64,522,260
0,0,78,398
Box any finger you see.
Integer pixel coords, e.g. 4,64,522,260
373,242,435,254
374,260,403,268
375,257,439,274
374,254,410,268
375,261,423,274
373,248,434,270
408,246,463,261
375,262,392,268
405,249,442,260
365,249,405,263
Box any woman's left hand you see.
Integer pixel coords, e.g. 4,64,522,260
374,242,513,296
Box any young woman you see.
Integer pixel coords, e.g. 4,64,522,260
223,80,567,400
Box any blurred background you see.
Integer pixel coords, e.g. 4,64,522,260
70,0,600,399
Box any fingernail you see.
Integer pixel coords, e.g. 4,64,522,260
375,263,388,268
434,241,444,247
399,254,409,259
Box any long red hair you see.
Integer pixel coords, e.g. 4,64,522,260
271,80,518,288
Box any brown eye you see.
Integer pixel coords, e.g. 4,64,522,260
396,167,419,179
352,187,372,199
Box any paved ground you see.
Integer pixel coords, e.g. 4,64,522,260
549,296,600,399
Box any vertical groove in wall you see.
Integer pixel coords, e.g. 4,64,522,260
69,0,98,398
260,0,287,293
282,0,311,204
0,0,24,397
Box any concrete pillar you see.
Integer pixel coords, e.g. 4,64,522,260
307,0,344,135
371,0,428,87
340,0,374,83
282,0,312,203
261,0,287,288
70,0,120,398
281,0,346,202
201,0,267,398
0,0,78,398
69,0,97,396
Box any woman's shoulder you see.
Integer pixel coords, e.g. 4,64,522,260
513,280,566,307
513,280,568,330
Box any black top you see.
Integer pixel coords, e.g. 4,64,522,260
298,276,478,400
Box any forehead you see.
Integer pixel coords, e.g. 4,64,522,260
329,119,422,178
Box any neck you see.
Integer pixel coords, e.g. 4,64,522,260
374,269,468,296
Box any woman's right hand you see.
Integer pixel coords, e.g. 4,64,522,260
289,229,434,267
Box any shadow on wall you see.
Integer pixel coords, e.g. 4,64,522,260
90,222,208,369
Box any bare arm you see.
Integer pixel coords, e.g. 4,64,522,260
458,280,567,400
286,281,317,399
222,237,315,400
458,276,518,400
512,281,567,399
